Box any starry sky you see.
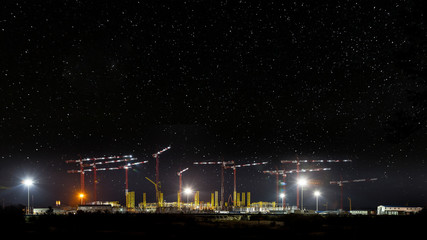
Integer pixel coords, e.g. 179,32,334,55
1,1,427,209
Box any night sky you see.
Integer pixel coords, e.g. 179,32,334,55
1,1,427,210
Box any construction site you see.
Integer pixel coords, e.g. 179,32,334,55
9,148,426,239
57,146,386,215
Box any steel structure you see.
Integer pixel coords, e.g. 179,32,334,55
330,177,378,210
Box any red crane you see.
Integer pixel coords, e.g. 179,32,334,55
193,160,268,208
152,146,171,203
193,160,234,209
177,168,189,208
66,154,134,203
225,161,268,206
281,158,351,209
68,160,148,202
86,156,138,201
330,177,378,210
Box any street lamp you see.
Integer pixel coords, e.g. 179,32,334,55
279,193,285,210
184,187,192,204
297,178,308,211
314,191,321,212
79,193,85,205
22,179,34,215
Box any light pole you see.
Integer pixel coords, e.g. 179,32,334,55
22,179,34,215
184,187,192,205
279,193,285,210
314,191,321,212
298,178,307,211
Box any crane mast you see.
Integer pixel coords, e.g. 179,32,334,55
152,146,171,205
177,168,189,209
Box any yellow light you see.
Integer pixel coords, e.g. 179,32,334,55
79,193,84,198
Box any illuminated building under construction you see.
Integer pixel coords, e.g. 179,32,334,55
136,190,294,213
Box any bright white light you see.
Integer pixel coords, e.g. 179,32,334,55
280,193,285,198
297,178,308,186
22,179,34,186
314,191,321,197
184,187,192,195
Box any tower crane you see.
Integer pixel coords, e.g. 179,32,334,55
225,161,268,206
152,146,171,204
177,168,189,209
65,154,134,203
145,177,161,208
193,160,234,209
263,167,331,207
330,177,378,210
281,158,351,209
67,158,146,202
193,160,268,208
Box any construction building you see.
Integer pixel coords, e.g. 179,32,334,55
126,191,135,209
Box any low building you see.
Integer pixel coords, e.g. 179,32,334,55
87,201,121,208
377,205,423,215
33,207,66,215
77,204,113,213
350,210,376,215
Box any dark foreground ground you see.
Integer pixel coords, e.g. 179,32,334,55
1,206,426,239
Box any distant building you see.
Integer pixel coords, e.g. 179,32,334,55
87,201,121,208
350,210,373,215
377,205,423,215
33,207,66,215
78,204,113,213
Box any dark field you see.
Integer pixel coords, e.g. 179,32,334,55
1,206,425,239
